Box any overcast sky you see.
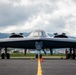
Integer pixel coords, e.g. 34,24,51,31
0,0,76,36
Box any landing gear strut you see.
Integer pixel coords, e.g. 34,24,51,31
6,48,10,59
35,41,43,59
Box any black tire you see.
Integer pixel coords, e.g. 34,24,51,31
1,53,5,59
6,53,10,59
40,54,42,58
71,54,75,59
36,54,38,58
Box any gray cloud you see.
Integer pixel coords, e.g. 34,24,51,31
32,15,66,34
72,0,76,2
0,0,76,36
0,2,39,27
8,0,21,3
44,16,66,33
0,0,57,27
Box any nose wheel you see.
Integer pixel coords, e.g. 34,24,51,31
36,54,42,59
35,50,42,59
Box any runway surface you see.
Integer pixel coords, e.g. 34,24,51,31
0,59,76,75
41,60,76,75
0,60,37,75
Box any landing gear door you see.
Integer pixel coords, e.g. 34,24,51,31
35,41,43,50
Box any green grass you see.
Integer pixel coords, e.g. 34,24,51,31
10,53,66,57
49,54,66,56
10,53,35,57
0,53,66,58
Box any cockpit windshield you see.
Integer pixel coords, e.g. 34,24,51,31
33,31,39,37
29,30,49,37
33,31,43,37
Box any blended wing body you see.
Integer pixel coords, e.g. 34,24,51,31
0,30,76,49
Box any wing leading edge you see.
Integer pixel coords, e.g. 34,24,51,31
0,37,76,49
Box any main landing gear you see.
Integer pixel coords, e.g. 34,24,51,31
1,53,10,59
1,48,10,59
66,48,75,59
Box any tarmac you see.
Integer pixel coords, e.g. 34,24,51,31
0,59,37,75
0,59,76,75
41,60,76,75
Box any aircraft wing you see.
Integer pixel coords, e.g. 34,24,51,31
40,37,76,48
0,37,39,49
0,37,76,49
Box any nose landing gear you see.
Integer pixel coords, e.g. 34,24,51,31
35,52,42,59
35,41,43,59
